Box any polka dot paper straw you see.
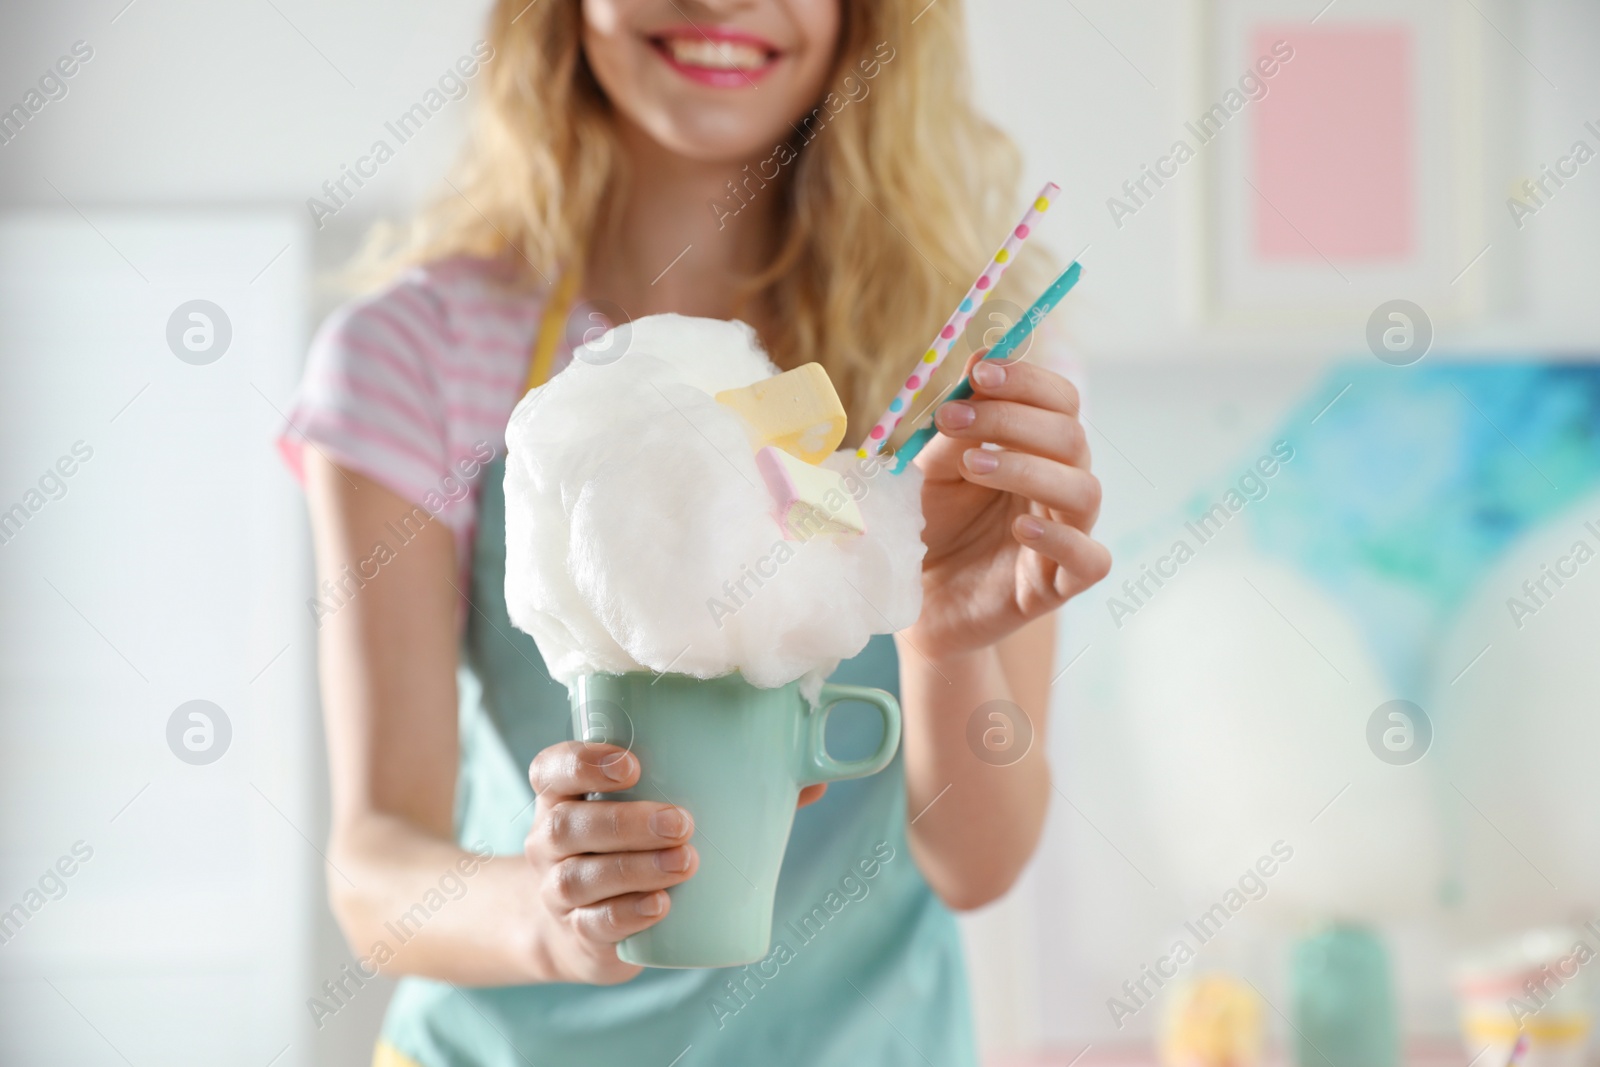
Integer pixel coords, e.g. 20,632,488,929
859,181,1060,459
890,261,1081,473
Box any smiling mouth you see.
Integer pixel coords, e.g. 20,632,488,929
650,31,780,85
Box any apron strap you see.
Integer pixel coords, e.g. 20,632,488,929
525,270,580,394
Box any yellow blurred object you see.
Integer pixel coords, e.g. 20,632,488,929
1462,1012,1590,1041
1160,974,1264,1067
372,1042,424,1067
715,363,848,465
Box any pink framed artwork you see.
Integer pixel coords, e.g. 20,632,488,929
1252,25,1415,263
1198,0,1493,325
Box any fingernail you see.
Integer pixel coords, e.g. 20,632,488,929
972,362,1006,388
964,449,999,474
637,891,665,917
649,807,688,839
1016,515,1045,540
938,402,975,429
656,846,692,873
600,753,634,782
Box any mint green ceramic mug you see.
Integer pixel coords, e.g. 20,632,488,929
569,671,901,969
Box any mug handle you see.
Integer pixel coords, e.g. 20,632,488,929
799,684,902,785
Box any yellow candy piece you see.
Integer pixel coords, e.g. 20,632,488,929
755,446,865,541
715,363,847,465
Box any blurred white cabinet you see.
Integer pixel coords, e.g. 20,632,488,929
0,210,325,1066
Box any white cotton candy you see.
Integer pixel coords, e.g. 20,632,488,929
618,314,776,394
503,313,925,693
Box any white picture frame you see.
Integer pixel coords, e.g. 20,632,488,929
1194,0,1493,327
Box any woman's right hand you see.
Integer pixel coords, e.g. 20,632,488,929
522,741,699,984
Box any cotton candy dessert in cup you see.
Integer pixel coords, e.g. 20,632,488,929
502,313,923,967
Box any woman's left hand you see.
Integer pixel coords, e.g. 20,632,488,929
902,354,1112,661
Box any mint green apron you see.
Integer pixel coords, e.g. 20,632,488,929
378,457,977,1067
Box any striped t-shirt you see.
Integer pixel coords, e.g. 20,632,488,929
278,256,573,561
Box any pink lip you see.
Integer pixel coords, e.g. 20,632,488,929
649,25,780,88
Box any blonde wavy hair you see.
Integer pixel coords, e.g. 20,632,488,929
362,0,1048,441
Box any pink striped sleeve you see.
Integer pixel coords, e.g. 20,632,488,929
277,274,462,530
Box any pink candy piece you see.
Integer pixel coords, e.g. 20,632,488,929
755,445,866,541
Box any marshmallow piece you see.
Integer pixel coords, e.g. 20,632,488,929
714,363,847,465
755,446,865,541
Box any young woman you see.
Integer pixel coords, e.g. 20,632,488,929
283,1,1109,1063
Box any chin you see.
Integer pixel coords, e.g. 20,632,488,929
637,105,799,166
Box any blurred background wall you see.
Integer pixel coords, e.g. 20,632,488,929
2,1,1599,1064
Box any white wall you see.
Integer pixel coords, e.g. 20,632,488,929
3,0,1598,1061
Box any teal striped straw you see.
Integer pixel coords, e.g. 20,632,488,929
892,261,1083,473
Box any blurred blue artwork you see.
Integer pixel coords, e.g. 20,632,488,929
1238,363,1600,697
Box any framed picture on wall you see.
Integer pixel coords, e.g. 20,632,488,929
1194,0,1497,327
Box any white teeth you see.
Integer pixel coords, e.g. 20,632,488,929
663,37,769,71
